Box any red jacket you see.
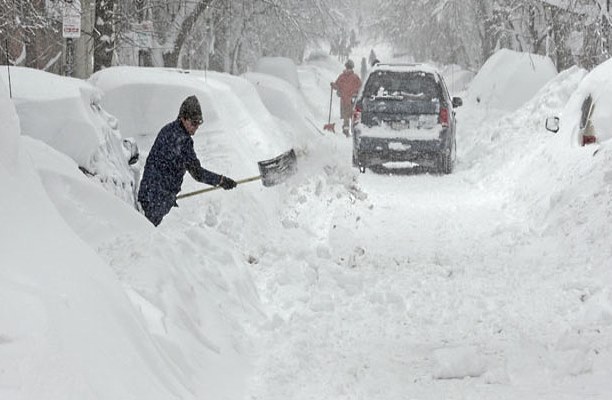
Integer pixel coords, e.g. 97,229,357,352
333,70,361,101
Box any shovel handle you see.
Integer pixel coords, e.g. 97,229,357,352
176,175,261,200
328,86,333,123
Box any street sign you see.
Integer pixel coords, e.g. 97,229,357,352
63,0,81,38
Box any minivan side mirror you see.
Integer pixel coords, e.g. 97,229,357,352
452,97,463,108
545,116,560,133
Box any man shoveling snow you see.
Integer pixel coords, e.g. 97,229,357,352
137,96,237,226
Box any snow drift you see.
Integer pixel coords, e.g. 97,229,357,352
0,67,137,205
466,49,557,111
0,78,190,400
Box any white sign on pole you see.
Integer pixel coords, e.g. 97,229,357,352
62,0,82,38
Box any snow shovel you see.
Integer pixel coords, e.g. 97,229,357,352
176,149,297,200
323,87,335,133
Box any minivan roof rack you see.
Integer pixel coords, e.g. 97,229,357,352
374,63,420,67
371,63,438,74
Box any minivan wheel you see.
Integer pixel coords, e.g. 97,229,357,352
438,139,455,174
438,152,452,174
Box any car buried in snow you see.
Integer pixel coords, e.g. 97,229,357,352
544,59,612,148
352,63,462,174
1,67,140,206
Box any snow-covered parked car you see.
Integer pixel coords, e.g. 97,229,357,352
352,63,462,174
545,58,612,147
253,56,301,89
0,67,139,206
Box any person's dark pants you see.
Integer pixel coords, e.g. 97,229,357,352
340,98,352,135
140,198,174,226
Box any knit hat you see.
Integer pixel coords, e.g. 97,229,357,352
178,95,202,122
345,59,355,70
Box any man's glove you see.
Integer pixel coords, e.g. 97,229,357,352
219,176,237,190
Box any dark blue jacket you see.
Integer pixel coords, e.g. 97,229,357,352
138,119,222,224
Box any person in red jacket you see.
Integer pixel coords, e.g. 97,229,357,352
331,59,362,136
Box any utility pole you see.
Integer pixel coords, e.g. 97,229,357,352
76,0,94,78
62,0,81,77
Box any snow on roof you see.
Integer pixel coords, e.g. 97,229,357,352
371,63,441,75
0,66,87,100
0,66,120,169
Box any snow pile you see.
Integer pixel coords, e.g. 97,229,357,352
253,57,301,89
297,61,341,124
466,49,557,111
459,65,587,180
2,63,315,400
0,79,19,168
90,67,294,179
441,64,475,95
0,67,137,205
454,52,612,395
243,71,320,150
432,346,486,379
0,79,191,400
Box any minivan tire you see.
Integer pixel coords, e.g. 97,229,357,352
438,139,455,175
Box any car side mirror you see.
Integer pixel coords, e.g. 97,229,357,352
452,97,463,108
545,116,560,133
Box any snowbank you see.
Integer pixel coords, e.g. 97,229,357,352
441,64,475,95
90,67,295,180
254,57,301,89
0,74,191,400
0,67,137,205
0,79,19,168
1,67,271,400
243,71,320,150
89,67,216,141
466,49,557,111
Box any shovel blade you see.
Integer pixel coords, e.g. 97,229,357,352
258,148,297,187
323,123,335,133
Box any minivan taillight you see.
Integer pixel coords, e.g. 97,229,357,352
353,106,362,125
439,107,449,127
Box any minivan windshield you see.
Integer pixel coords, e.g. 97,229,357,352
363,71,440,101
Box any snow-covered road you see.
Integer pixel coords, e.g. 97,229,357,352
6,46,612,400
245,133,609,400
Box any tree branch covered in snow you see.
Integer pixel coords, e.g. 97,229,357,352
369,0,611,70
0,0,62,72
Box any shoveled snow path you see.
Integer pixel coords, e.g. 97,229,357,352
246,145,602,400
